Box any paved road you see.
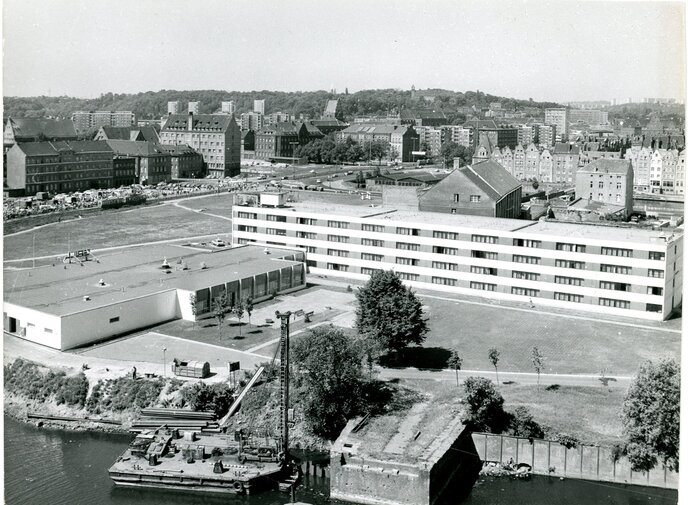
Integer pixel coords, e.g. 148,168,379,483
378,367,632,389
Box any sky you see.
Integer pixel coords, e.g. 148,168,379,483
2,0,686,103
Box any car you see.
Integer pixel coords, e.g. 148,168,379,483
316,179,322,183
211,238,226,247
346,171,354,175
310,169,317,174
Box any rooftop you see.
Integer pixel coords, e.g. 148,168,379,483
578,158,632,175
14,140,113,157
244,200,682,244
4,244,302,316
162,114,236,132
6,117,77,140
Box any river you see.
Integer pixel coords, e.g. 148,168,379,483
4,416,678,505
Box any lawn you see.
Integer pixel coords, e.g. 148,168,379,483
418,297,680,376
400,379,626,447
4,203,231,261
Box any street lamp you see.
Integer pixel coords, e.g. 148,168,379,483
162,347,167,379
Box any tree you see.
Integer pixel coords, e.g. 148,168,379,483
531,346,544,392
212,292,228,334
182,382,234,418
389,146,399,162
488,347,501,385
245,297,253,327
355,270,428,357
621,359,680,472
189,293,197,330
440,141,472,168
355,171,366,188
448,350,463,386
461,376,510,433
233,299,245,337
508,406,545,439
292,325,365,438
368,139,389,165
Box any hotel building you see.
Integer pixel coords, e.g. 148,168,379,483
232,200,682,321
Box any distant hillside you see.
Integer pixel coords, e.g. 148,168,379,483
4,88,563,123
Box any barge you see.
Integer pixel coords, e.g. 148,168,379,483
109,428,289,494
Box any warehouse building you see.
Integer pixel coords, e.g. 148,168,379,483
4,244,306,350
232,201,682,321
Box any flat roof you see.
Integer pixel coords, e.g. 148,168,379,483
4,245,302,316
248,202,683,244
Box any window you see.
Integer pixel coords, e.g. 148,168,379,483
266,214,287,222
327,249,348,257
470,195,481,203
433,246,458,255
555,259,584,269
298,217,316,225
397,272,419,281
555,276,582,286
396,257,419,266
554,292,583,303
511,287,539,297
433,261,458,270
599,281,630,291
471,250,497,260
305,246,317,253
328,220,349,229
599,298,630,309
397,227,420,236
601,264,630,275
109,316,120,323
266,228,286,236
556,243,586,253
471,266,497,275
432,277,457,286
361,238,384,247
362,224,384,233
513,271,539,281
453,194,460,203
327,263,348,272
648,269,664,278
513,255,541,264
601,247,632,257
237,211,257,219
470,281,496,291
473,234,498,244
328,234,349,243
647,286,663,296
433,231,458,240
237,225,257,233
396,242,420,251
296,231,316,239
513,239,541,248
646,303,662,313
361,253,383,261
649,251,665,261
361,267,382,275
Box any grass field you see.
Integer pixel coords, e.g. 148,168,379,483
418,297,680,376
402,379,626,446
4,202,231,261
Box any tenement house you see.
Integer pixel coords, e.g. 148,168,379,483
160,112,241,178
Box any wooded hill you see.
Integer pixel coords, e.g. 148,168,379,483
4,88,563,123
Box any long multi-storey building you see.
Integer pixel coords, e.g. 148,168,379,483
71,111,135,133
232,200,682,321
6,141,114,195
160,112,241,178
336,124,420,162
545,108,568,141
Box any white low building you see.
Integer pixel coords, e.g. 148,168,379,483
4,244,306,350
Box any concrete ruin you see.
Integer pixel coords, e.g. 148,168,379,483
330,399,481,505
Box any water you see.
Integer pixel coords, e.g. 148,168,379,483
5,416,678,505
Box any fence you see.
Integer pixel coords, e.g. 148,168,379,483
472,433,678,489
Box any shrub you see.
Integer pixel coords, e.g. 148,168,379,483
508,406,545,439
55,373,89,407
181,382,234,418
556,433,579,449
610,444,626,463
5,359,88,407
461,377,510,433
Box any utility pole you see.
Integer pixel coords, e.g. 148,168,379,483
275,310,292,466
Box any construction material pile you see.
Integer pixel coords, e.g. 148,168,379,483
130,408,219,433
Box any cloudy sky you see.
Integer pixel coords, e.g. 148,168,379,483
3,0,685,102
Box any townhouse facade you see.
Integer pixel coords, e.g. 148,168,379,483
575,159,634,217
232,201,682,321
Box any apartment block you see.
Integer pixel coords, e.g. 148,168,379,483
71,111,136,133
232,201,682,321
545,108,568,141
160,112,241,178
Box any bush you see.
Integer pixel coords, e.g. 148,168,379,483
87,377,165,413
610,443,626,463
461,377,510,433
556,433,579,449
181,382,235,418
4,359,88,407
55,373,89,407
508,406,545,439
